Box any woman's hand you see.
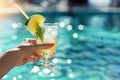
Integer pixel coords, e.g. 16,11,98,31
0,39,54,78
16,39,54,66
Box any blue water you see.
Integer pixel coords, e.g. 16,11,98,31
1,12,120,80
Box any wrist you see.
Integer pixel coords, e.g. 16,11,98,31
0,49,22,78
7,49,22,65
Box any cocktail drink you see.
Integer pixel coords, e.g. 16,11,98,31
25,15,59,67
36,23,58,67
14,3,58,67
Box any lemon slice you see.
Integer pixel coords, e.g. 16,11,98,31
25,14,45,35
25,14,45,42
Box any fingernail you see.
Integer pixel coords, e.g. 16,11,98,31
28,40,36,44
48,43,54,47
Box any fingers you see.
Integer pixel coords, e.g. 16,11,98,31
17,38,36,47
31,43,54,50
18,41,54,49
16,39,55,66
18,38,54,50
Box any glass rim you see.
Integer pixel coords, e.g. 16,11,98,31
43,23,59,26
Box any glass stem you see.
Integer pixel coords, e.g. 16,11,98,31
44,59,49,64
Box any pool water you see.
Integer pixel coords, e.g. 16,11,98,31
1,12,120,80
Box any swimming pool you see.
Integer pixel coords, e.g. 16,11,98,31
1,11,120,80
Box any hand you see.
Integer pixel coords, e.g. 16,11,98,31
15,39,54,66
0,39,54,78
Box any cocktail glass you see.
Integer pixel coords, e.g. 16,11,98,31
36,23,58,67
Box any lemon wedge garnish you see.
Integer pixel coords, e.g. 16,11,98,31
25,14,45,35
25,14,45,42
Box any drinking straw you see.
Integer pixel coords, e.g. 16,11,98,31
14,3,29,20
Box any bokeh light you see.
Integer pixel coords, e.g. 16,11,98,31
52,58,58,63
2,75,7,79
73,33,78,39
43,68,51,74
50,73,55,77
59,22,65,28
13,76,17,80
17,22,22,28
12,23,18,29
67,59,72,64
38,72,43,76
68,73,74,78
67,25,72,31
78,24,84,30
31,66,39,73
18,74,22,79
